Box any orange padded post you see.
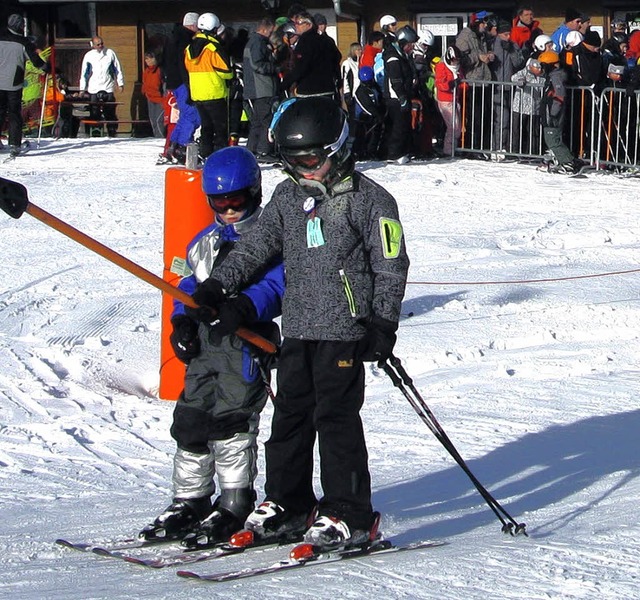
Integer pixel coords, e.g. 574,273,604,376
159,167,213,400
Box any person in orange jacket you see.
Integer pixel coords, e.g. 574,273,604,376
142,51,165,138
184,12,233,158
510,6,543,57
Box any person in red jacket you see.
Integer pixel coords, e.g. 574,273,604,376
142,51,165,138
435,46,464,155
511,6,543,56
360,31,384,68
434,45,464,155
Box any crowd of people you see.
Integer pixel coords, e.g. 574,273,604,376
143,6,640,170
3,7,640,168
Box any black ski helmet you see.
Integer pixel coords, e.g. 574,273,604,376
272,97,352,187
396,25,418,47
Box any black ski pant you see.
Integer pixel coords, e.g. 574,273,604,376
384,99,411,160
89,92,117,136
543,126,574,165
264,338,374,531
246,97,274,155
0,89,23,147
195,98,229,159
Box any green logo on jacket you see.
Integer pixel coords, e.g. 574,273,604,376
379,218,403,259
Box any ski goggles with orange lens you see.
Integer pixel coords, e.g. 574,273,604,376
207,193,249,213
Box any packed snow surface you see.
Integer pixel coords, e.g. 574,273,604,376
1,138,639,599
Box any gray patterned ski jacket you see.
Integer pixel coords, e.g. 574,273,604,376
211,172,409,341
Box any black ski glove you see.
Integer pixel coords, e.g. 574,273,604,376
358,315,398,362
187,278,227,324
170,315,201,363
208,294,257,346
192,278,226,308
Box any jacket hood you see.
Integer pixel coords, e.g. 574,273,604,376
186,34,216,61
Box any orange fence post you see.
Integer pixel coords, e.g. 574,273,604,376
159,167,214,401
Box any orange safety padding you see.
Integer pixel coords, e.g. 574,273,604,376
159,167,213,400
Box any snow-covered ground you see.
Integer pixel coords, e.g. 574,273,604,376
1,138,639,599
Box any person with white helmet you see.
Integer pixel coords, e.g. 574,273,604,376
558,31,582,70
184,12,234,158
510,57,545,154
413,30,435,62
531,34,553,58
379,14,398,48
538,50,578,173
434,45,464,155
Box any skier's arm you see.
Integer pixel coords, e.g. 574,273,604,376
361,182,410,324
210,197,285,295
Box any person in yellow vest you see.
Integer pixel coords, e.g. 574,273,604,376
184,13,233,159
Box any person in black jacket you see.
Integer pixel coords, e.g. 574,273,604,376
382,25,418,162
157,12,201,165
353,66,384,159
281,12,341,98
243,17,278,160
571,29,604,89
0,14,48,157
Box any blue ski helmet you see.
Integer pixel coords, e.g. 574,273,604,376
359,66,374,82
202,147,262,214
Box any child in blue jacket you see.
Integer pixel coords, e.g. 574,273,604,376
140,147,284,549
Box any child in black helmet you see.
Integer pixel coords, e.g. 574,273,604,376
191,97,410,552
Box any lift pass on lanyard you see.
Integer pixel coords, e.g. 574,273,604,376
304,197,325,248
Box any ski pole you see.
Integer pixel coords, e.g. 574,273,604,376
380,354,527,536
37,73,49,148
0,176,277,355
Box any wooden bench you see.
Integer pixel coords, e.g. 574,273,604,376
79,119,151,138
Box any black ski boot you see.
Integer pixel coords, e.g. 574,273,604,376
181,488,255,549
139,496,212,541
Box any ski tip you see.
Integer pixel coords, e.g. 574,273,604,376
228,529,255,548
176,570,201,579
289,543,316,562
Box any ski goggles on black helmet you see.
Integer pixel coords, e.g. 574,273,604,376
207,191,250,213
280,117,349,173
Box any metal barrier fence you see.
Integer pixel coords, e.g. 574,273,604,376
450,80,639,170
597,87,640,170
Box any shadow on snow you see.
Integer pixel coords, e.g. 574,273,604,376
374,409,640,542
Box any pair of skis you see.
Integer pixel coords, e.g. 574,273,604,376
55,534,446,581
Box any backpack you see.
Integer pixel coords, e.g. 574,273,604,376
373,52,385,88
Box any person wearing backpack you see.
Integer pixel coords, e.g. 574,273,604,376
381,25,418,162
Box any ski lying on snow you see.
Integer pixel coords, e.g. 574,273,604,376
56,536,290,568
177,539,446,582
94,543,246,568
91,539,288,568
55,536,169,553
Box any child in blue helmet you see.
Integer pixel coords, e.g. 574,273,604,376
140,147,284,549
353,66,384,159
